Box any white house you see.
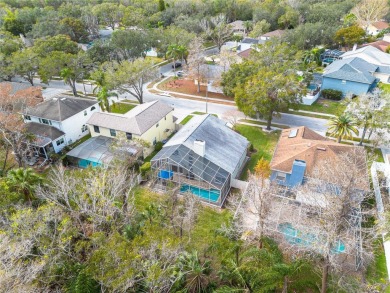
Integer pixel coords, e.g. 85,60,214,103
23,96,99,157
366,21,389,36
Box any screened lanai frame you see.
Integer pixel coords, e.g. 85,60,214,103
151,144,231,206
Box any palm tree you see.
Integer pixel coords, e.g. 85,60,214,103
96,86,118,112
6,168,43,203
167,44,181,72
174,251,212,293
327,114,359,143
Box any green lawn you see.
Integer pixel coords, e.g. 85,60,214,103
366,240,389,291
379,82,390,95
294,99,346,116
235,125,280,180
180,115,194,125
110,103,136,114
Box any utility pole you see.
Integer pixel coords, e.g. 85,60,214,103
205,79,208,113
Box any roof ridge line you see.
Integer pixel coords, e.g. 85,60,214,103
134,100,158,117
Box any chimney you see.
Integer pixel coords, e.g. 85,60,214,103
193,140,205,157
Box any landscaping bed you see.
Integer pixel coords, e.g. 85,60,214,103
157,77,234,101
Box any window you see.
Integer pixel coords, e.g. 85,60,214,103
156,123,159,128
24,115,31,120
81,124,88,132
126,132,132,140
56,137,64,146
276,172,287,181
110,129,116,137
84,110,87,116
39,118,51,125
93,125,100,133
91,106,96,111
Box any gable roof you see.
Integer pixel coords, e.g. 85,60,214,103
362,40,390,52
341,45,390,66
237,48,253,59
323,57,377,84
164,114,249,174
26,96,97,121
270,127,369,190
371,21,389,30
261,29,285,38
87,100,173,135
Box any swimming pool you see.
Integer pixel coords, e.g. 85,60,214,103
307,84,318,91
180,184,220,202
278,223,345,253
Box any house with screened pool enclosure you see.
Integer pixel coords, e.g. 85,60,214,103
151,114,249,207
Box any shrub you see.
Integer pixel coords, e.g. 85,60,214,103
140,162,151,176
154,142,163,152
321,89,342,101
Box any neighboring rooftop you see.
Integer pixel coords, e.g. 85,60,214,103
362,40,390,52
371,21,389,30
241,37,260,44
323,57,377,84
164,114,249,174
341,45,390,66
0,81,35,95
24,121,65,141
26,96,97,121
237,48,253,59
25,122,65,147
261,29,285,38
270,126,369,190
87,100,173,135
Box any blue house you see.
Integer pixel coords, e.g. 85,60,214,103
321,57,379,96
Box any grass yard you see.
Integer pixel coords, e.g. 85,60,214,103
180,115,194,125
379,82,390,95
295,98,346,116
235,124,280,180
110,102,136,114
366,240,390,292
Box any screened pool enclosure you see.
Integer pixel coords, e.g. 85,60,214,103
151,144,231,206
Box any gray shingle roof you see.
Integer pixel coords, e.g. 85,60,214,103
26,96,98,121
87,100,173,135
323,57,377,84
341,46,390,66
1,82,34,94
24,122,65,140
164,114,249,174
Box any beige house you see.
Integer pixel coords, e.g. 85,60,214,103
366,21,389,35
87,100,175,148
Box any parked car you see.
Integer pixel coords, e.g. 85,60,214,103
172,62,182,68
177,71,184,77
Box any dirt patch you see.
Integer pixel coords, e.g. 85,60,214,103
158,78,234,101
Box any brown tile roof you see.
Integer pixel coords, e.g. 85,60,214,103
270,127,369,190
262,29,285,38
237,48,253,59
361,40,390,52
372,21,389,30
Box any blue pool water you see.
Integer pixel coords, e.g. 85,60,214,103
180,184,220,202
307,84,317,91
278,223,345,253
